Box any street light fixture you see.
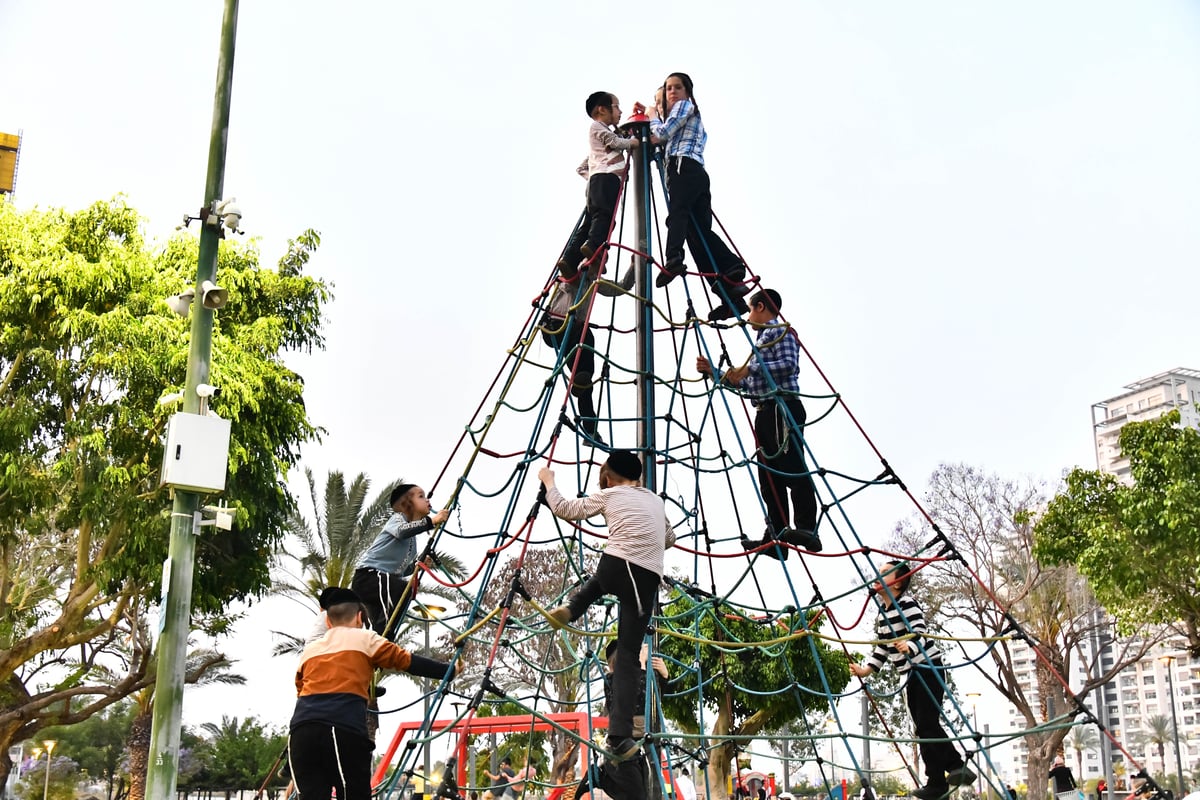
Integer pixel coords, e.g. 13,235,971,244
417,602,448,800
41,740,57,800
1158,655,1187,795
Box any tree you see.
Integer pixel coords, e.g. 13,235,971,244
0,198,330,787
40,701,135,800
655,589,851,800
271,468,468,655
1066,726,1099,788
1034,410,1200,656
458,546,599,772
13,755,78,800
197,715,287,792
125,648,245,800
1131,715,1176,777
889,464,1159,800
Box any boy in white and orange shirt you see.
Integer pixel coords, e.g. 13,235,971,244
288,587,454,800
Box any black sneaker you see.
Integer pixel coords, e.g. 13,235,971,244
913,786,951,800
606,737,641,762
947,767,976,786
745,533,788,561
372,685,387,698
781,528,823,552
707,297,749,322
656,260,686,288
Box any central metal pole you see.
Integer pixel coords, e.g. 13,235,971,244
425,617,433,800
145,3,239,799
628,119,655,489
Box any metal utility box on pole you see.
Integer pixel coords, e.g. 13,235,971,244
145,1,239,799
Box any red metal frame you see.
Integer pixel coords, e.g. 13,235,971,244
371,712,610,789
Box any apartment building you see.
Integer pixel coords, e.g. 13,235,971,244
1091,368,1200,481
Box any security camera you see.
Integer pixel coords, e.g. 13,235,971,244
215,198,243,233
195,383,221,399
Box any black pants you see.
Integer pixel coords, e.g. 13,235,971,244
755,399,818,534
567,553,660,740
565,173,622,267
906,664,963,787
288,723,373,800
664,157,744,288
542,315,598,435
351,567,409,636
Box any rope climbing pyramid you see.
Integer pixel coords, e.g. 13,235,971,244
365,113,1169,800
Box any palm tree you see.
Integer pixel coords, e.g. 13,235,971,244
272,468,467,656
1067,726,1100,786
127,648,246,800
1132,715,1176,776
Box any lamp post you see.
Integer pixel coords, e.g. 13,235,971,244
146,2,240,799
41,740,57,800
418,602,447,800
966,694,983,799
1159,655,1187,795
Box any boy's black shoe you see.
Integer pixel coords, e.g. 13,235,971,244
744,532,787,561
947,767,976,786
707,297,749,322
372,686,387,698
781,528,823,552
656,260,686,288
606,737,641,762
557,258,579,279
912,785,951,800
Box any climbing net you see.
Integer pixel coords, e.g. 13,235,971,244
369,143,1159,800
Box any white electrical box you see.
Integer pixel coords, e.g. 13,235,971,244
160,412,232,493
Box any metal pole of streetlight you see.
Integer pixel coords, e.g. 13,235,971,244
145,3,239,800
41,741,56,800
1161,656,1186,796
419,603,447,800
967,695,982,800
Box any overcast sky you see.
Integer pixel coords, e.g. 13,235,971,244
4,0,1199,787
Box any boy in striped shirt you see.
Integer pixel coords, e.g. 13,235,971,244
849,561,974,800
539,450,675,762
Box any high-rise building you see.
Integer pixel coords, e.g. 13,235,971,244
1092,368,1200,481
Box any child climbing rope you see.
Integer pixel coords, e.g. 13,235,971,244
538,449,675,762
636,71,750,321
559,91,639,279
848,561,974,800
696,288,821,559
351,482,449,637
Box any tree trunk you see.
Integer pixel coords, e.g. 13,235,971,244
706,703,736,800
127,709,153,800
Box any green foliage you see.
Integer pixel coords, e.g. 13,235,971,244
0,197,329,763
13,756,78,800
40,702,135,796
1034,411,1200,653
195,715,287,790
655,589,850,733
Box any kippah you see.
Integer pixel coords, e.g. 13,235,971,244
390,483,417,507
319,587,361,609
606,450,642,481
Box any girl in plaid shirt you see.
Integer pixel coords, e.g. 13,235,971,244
641,72,750,322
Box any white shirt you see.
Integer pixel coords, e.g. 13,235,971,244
676,774,697,800
545,484,674,577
